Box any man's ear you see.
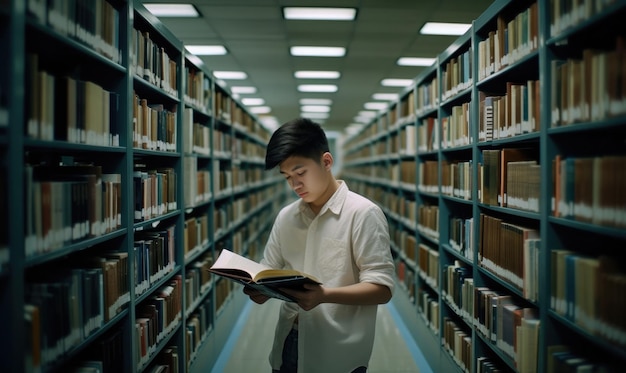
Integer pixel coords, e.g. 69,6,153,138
322,152,334,170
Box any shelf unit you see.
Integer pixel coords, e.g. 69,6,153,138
343,0,626,372
0,1,287,372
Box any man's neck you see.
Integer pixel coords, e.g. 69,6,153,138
309,178,339,215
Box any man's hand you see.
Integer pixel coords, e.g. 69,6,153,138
243,286,271,304
280,283,325,311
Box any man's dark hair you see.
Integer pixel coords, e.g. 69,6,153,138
265,117,330,170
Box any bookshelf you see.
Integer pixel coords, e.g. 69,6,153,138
0,1,287,372
343,0,626,372
1,2,23,373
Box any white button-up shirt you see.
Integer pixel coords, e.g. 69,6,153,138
261,180,395,372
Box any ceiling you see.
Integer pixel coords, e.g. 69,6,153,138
144,0,494,133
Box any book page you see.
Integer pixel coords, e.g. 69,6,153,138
211,249,270,280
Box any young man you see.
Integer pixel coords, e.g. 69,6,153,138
244,118,395,373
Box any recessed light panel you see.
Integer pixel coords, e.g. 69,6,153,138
297,85,338,92
358,111,377,117
301,112,330,119
242,98,265,106
260,116,280,129
354,116,372,124
420,22,471,36
301,105,331,113
250,106,271,114
381,79,413,87
231,86,257,94
300,98,333,105
185,45,227,55
213,71,248,79
283,7,356,21
372,93,399,101
144,4,200,17
364,102,388,110
346,124,364,135
294,71,341,79
186,54,204,67
290,46,346,57
397,57,437,66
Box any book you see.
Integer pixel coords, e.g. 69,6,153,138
24,304,41,373
209,249,321,302
499,148,535,207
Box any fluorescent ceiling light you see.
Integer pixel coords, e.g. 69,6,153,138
359,111,378,117
260,116,280,130
294,71,341,79
372,93,399,101
185,45,227,55
346,125,363,135
301,112,330,119
144,3,199,17
250,106,271,114
420,22,471,36
297,84,338,92
381,79,413,87
300,98,332,105
301,105,331,113
364,102,388,110
290,46,346,57
231,86,257,94
283,7,356,21
186,54,204,67
397,57,437,66
242,98,265,106
354,116,372,124
213,71,248,79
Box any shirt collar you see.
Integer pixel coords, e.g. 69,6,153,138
297,180,348,216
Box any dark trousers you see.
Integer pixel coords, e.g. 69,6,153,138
272,328,367,373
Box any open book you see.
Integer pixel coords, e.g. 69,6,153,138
209,249,321,302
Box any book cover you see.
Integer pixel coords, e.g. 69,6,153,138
209,249,321,302
499,148,535,207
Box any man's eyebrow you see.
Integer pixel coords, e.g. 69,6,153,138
279,165,304,174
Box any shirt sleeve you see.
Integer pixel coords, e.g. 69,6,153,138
351,204,396,292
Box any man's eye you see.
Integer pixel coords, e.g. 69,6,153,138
297,171,306,177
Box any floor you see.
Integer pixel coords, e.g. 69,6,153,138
211,297,431,373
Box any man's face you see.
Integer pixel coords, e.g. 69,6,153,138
279,154,331,205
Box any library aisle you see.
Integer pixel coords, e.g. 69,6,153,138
210,296,430,373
